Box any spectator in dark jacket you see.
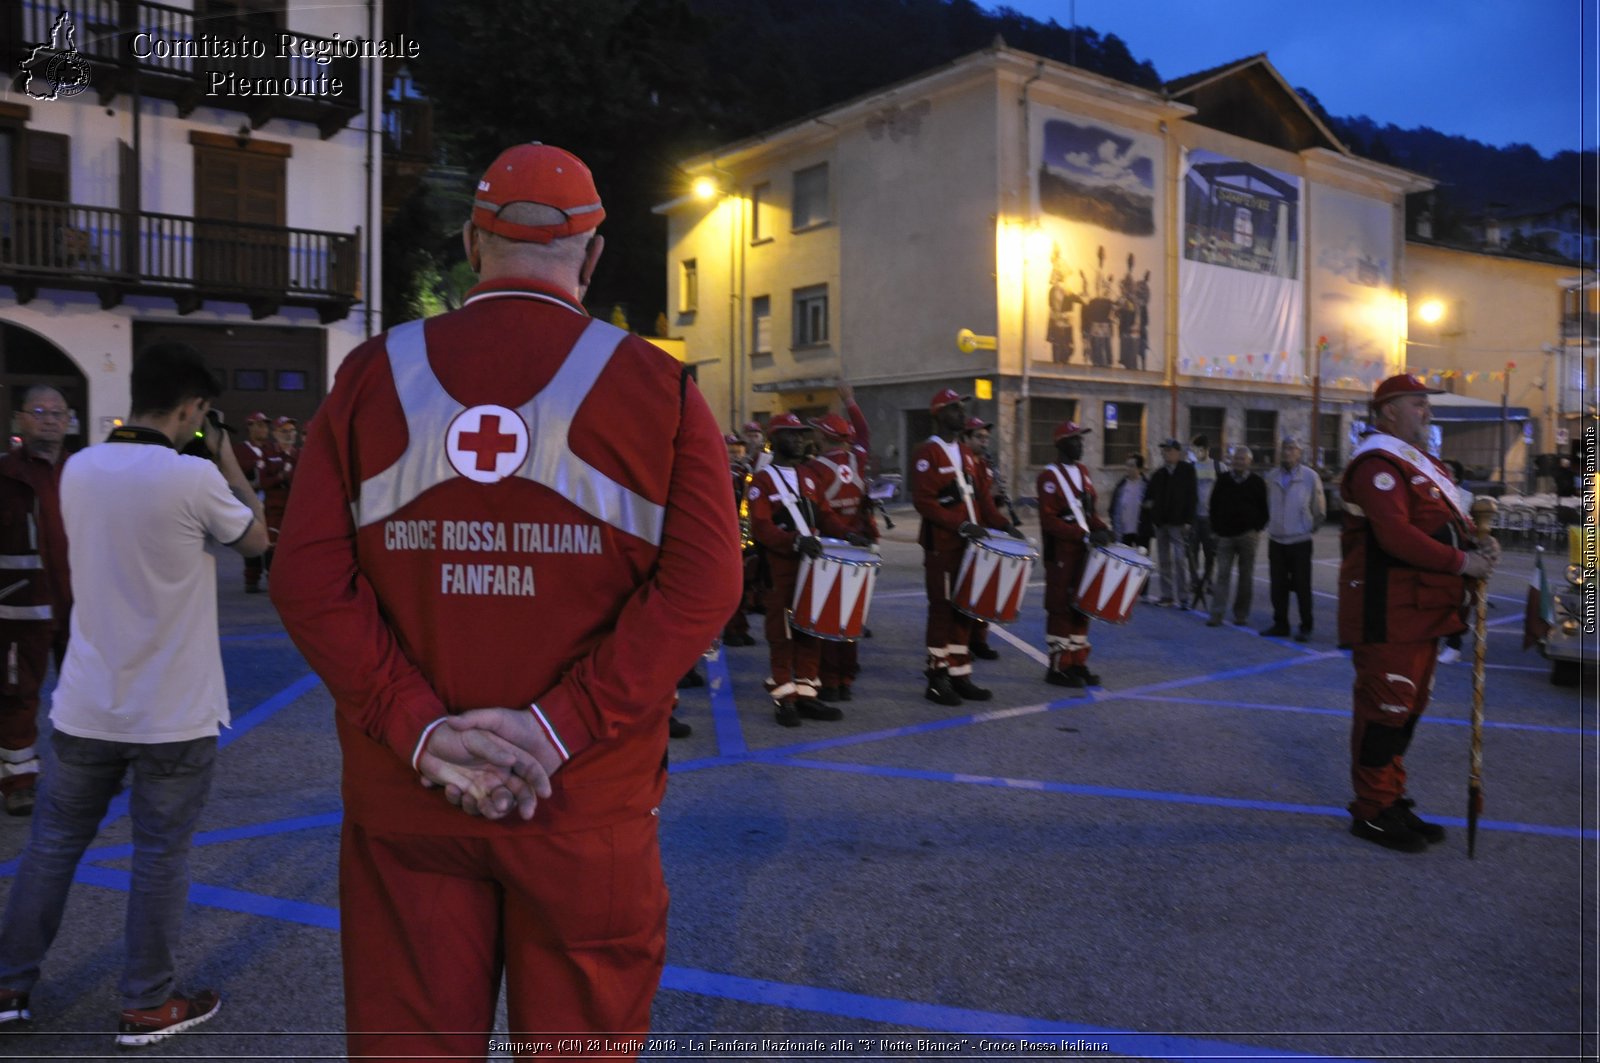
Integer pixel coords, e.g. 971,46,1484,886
1143,439,1197,607
1205,445,1269,627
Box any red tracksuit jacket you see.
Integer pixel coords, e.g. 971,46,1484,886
271,277,742,836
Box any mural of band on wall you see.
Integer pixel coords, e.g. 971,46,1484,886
1029,112,1165,373
1178,148,1304,383
1307,185,1403,390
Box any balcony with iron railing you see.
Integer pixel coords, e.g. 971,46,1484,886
0,196,359,322
6,0,362,138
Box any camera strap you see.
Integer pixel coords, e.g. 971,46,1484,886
105,425,174,448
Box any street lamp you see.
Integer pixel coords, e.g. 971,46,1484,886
1418,299,1445,325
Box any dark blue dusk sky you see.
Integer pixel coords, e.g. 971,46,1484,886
995,0,1595,160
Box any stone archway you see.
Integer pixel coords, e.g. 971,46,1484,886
0,322,88,450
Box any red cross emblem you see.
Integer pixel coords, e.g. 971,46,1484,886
447,405,529,483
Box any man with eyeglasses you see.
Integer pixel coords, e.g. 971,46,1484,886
0,388,73,816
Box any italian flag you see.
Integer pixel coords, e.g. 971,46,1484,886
1523,548,1556,650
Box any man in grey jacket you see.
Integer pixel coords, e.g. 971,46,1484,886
1262,437,1325,641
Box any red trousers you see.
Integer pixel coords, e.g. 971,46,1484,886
1348,640,1438,820
1044,547,1092,669
0,623,66,795
763,556,820,698
819,639,859,688
924,547,973,675
341,815,667,1062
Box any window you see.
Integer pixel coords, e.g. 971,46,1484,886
678,258,698,315
1102,402,1144,467
234,369,268,391
750,182,771,243
792,163,829,230
751,295,772,355
276,370,309,391
1245,409,1278,467
792,285,828,347
1188,405,1225,458
1317,412,1342,470
1028,399,1078,467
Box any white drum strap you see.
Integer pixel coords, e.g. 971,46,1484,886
932,437,978,524
765,466,813,538
1047,464,1089,530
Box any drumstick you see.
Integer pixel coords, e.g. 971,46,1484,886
1467,496,1497,859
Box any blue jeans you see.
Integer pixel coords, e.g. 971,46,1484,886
0,730,216,1009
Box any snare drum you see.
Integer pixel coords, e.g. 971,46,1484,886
952,532,1038,623
1074,542,1154,624
790,538,880,641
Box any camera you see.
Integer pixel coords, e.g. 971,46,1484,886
180,408,234,460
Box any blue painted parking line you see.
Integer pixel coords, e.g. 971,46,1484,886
659,966,1381,1063
1140,695,1597,736
701,647,748,757
0,673,326,879
774,758,1597,839
72,864,339,930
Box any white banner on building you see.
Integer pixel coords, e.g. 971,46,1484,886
1177,148,1304,383
1307,185,1401,390
1027,111,1165,374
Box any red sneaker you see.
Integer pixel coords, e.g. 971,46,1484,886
115,990,220,1047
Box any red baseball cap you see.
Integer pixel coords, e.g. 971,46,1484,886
963,416,992,433
472,143,605,244
273,415,298,428
741,421,764,434
1053,421,1092,442
808,413,854,441
765,412,808,435
1372,373,1444,408
244,411,268,424
929,388,971,414
722,433,742,445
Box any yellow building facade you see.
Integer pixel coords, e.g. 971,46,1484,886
658,46,1436,496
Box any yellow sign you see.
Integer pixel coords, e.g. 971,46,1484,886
975,378,993,400
956,328,997,354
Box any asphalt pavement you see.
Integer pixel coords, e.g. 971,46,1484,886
0,516,1591,1062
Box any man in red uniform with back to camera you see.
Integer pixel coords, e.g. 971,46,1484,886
1037,421,1112,688
269,142,741,1059
747,413,863,727
1339,373,1499,852
912,389,1020,706
804,383,876,702
258,415,298,573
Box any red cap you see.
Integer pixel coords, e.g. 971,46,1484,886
723,433,742,445
472,143,605,244
273,415,298,428
808,413,854,441
1372,373,1444,408
741,421,763,434
929,388,971,414
244,411,269,424
765,412,808,435
1053,421,1092,442
963,416,992,433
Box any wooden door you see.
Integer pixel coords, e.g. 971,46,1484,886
194,146,286,292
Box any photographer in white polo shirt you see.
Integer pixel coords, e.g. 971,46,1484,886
0,342,266,1048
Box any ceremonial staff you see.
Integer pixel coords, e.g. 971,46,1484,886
1468,496,1498,858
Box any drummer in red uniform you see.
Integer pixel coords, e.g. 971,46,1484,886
911,389,1020,706
1037,422,1112,687
963,415,1007,662
805,387,877,702
1339,373,1499,852
747,413,862,726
